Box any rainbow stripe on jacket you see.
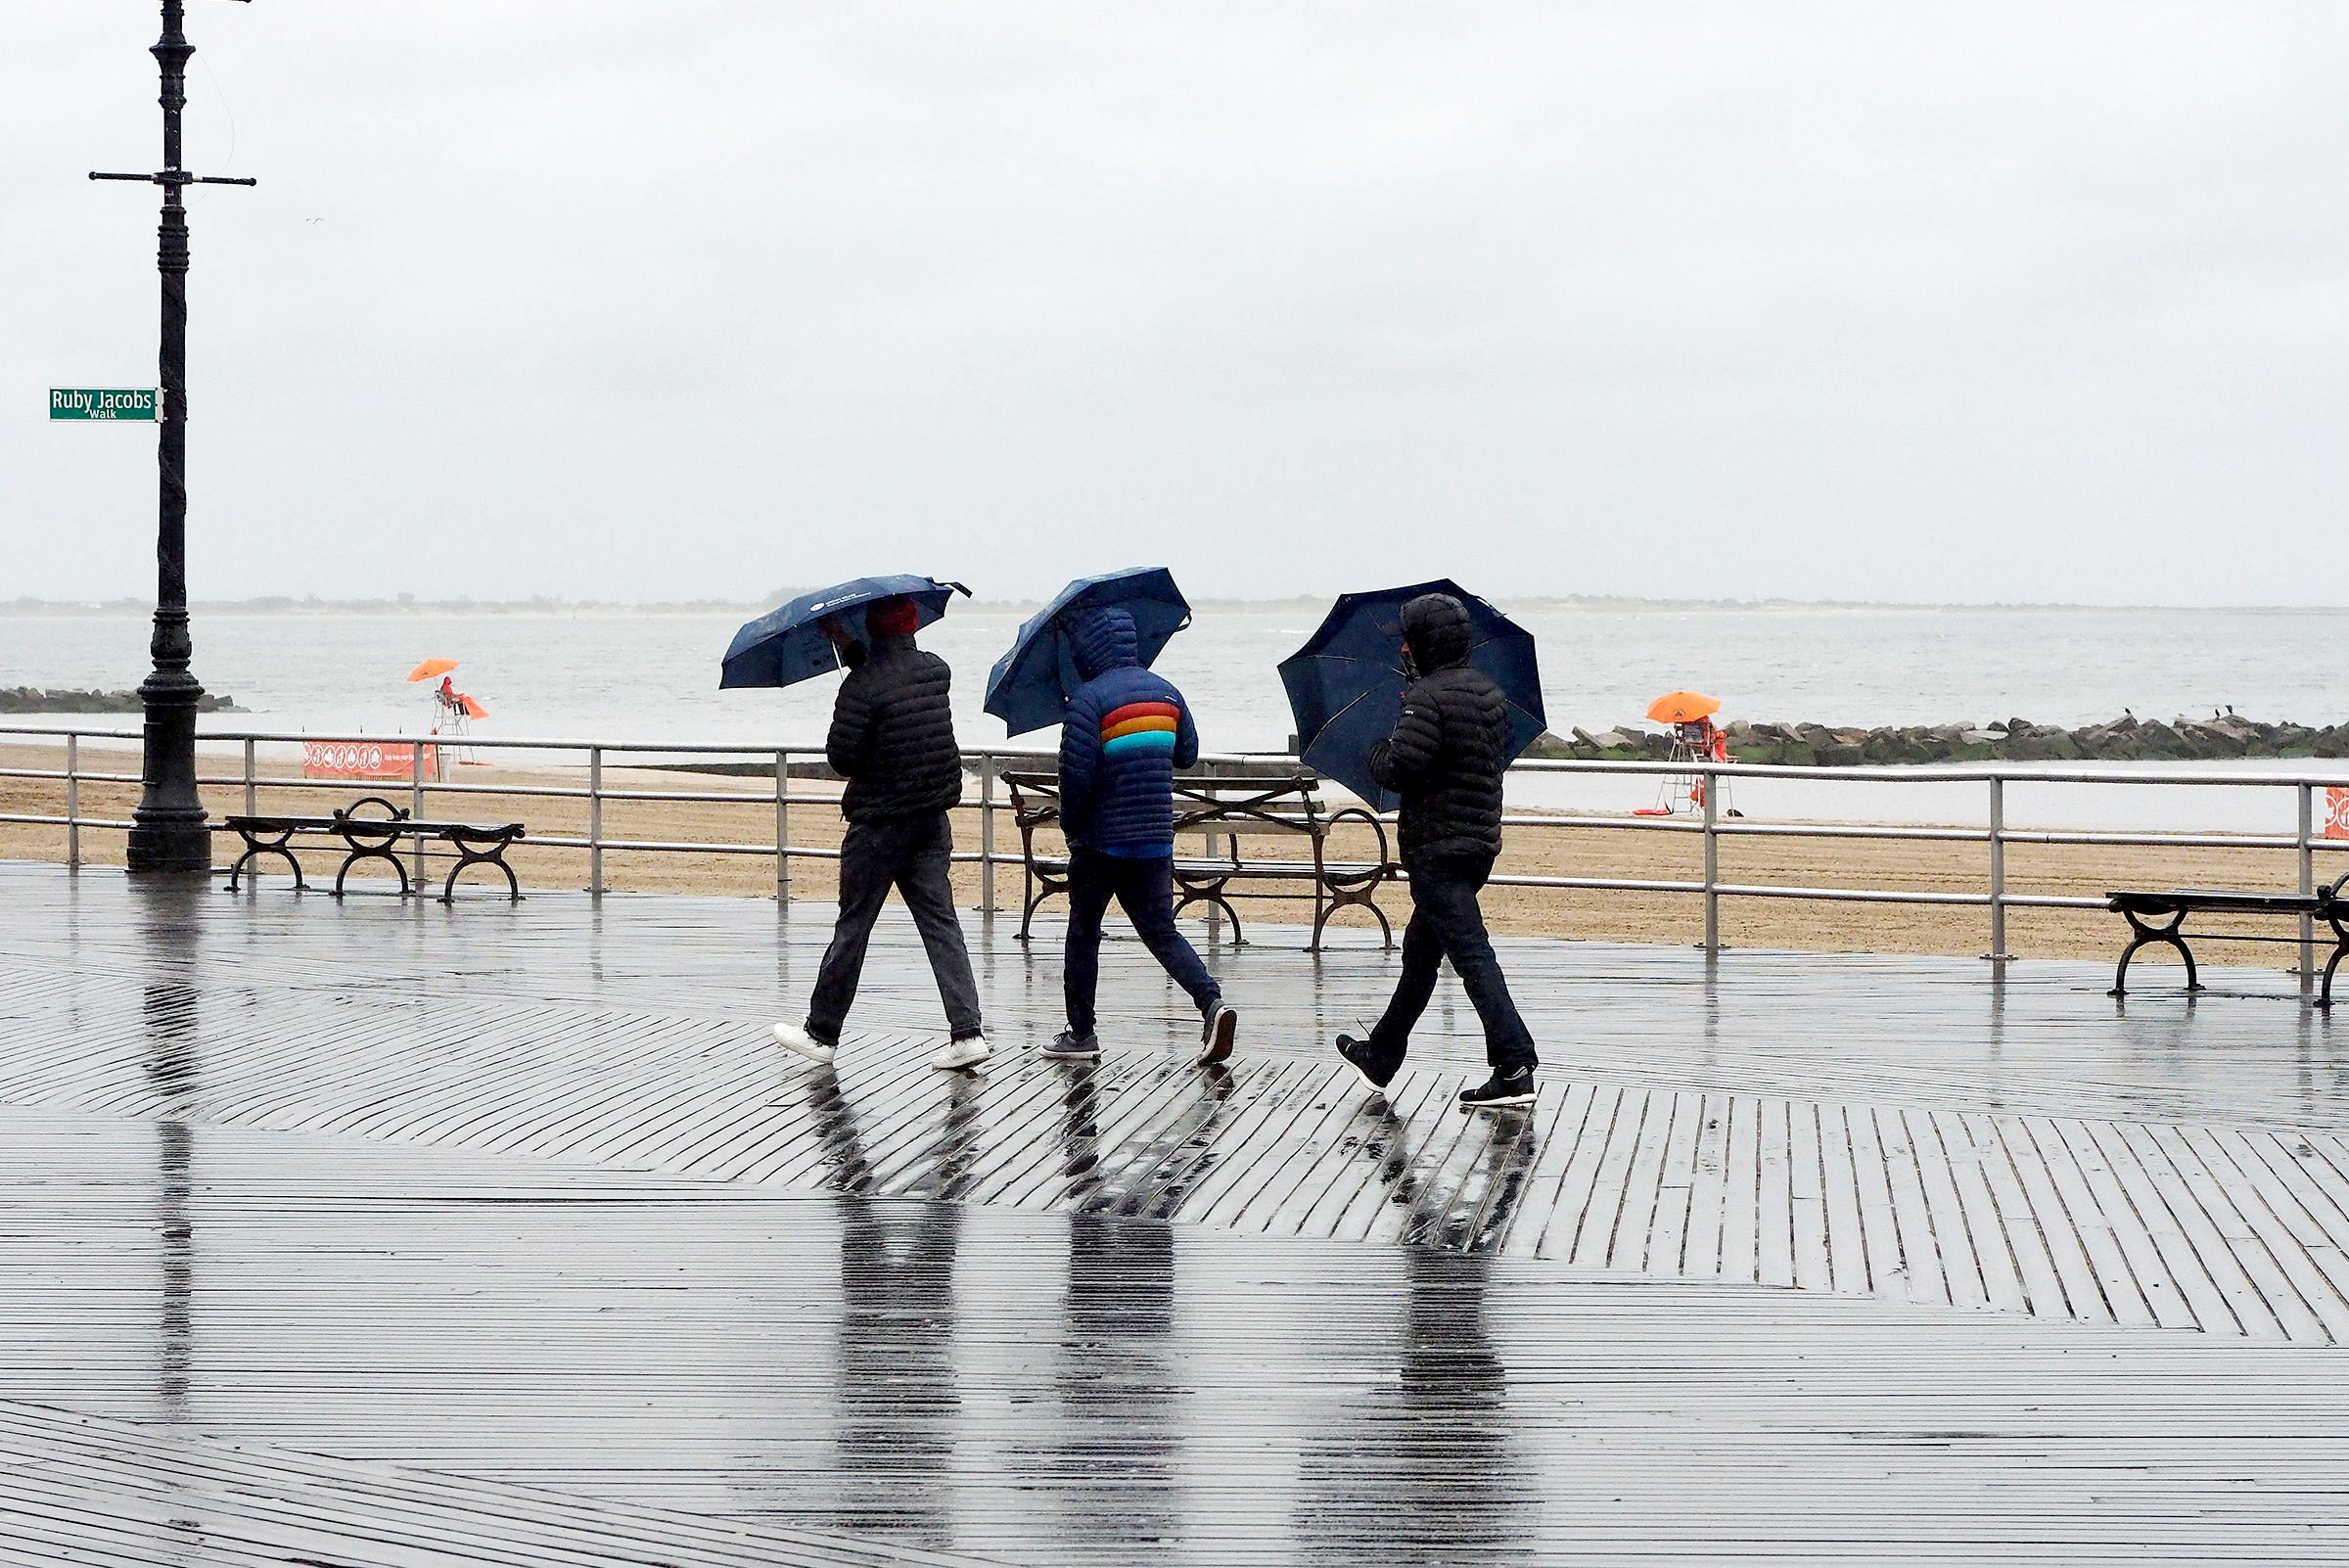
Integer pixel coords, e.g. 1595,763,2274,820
1100,700,1181,759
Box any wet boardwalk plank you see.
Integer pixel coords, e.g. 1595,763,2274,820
3,1112,2348,1566
0,1399,1008,1568
4,1004,2347,1341
6,866,2347,1341
4,861,2349,1560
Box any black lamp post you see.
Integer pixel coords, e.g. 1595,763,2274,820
91,0,253,875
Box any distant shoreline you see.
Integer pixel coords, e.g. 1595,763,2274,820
7,595,2345,618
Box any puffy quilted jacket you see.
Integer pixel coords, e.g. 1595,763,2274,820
825,633,965,823
1368,593,1508,862
1056,607,1199,854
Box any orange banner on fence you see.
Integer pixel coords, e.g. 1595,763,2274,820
2327,784,2349,842
301,740,438,781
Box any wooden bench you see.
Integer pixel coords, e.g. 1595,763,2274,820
224,796,527,901
1003,769,1397,950
2106,872,2346,1005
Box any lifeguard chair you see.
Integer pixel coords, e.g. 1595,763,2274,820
1635,691,1738,817
433,680,488,764
405,659,489,771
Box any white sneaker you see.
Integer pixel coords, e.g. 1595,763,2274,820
932,1035,992,1071
771,1021,836,1065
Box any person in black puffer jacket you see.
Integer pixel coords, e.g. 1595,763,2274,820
1337,592,1537,1109
772,596,990,1072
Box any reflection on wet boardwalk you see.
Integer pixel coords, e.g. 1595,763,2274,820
0,861,2345,1563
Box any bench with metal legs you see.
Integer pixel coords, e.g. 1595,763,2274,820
2106,873,2347,1006
441,827,526,901
2108,899,2201,997
329,801,413,896
224,819,307,893
1005,769,1399,951
223,796,526,902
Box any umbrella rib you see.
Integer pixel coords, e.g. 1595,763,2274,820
1297,653,1405,669
1304,686,1402,775
1311,685,1390,735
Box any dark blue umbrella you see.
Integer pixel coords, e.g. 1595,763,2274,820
719,575,970,690
1278,578,1546,808
984,567,1192,736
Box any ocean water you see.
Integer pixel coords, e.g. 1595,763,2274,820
6,603,2346,832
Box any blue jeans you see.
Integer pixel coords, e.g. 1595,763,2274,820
1063,851,1221,1036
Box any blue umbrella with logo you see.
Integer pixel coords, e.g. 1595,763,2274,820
719,575,970,689
984,567,1192,736
1278,578,1546,808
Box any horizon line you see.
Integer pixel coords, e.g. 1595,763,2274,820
5,593,2347,617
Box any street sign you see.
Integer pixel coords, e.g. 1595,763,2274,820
49,388,159,421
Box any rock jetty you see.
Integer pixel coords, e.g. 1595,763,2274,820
1537,714,2349,765
1,687,245,715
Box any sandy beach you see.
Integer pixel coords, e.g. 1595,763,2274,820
2,739,2335,968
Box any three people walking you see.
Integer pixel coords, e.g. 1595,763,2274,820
766,584,1532,1112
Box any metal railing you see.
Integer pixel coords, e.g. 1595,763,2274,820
4,721,2344,972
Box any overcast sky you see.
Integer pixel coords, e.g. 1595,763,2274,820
5,2,2345,607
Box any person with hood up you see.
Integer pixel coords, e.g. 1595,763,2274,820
1047,605,1239,1065
772,595,991,1071
1335,592,1538,1109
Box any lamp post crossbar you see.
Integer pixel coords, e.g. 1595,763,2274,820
90,0,254,876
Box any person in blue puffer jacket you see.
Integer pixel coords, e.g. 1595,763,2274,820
1048,605,1239,1066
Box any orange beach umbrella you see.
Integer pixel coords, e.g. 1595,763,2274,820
1646,690,1720,724
406,658,460,683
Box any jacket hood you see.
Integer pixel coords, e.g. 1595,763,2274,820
865,595,923,639
1068,606,1141,679
1400,593,1473,672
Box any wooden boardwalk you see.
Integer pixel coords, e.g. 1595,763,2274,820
0,861,2344,1564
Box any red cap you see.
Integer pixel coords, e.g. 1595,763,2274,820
866,597,921,637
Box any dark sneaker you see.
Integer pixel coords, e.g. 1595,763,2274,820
1198,1003,1238,1066
1042,1030,1101,1062
1335,1034,1397,1094
1457,1069,1535,1111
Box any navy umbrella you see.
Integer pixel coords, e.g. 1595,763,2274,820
984,567,1192,736
719,575,970,690
1278,578,1546,808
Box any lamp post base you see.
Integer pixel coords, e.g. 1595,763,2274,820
126,818,212,876
126,660,211,877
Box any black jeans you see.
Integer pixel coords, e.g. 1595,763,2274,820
807,811,983,1044
1367,853,1537,1076
1063,851,1221,1037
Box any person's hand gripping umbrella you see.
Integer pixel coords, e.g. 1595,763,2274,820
983,567,1192,735
1277,578,1547,808
719,576,970,690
